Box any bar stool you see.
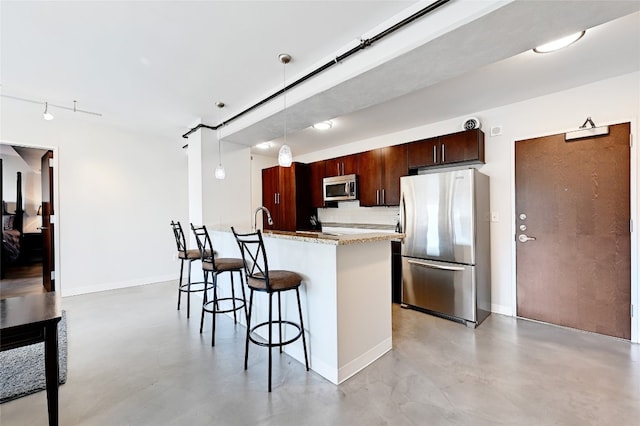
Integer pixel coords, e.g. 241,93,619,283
231,227,309,392
171,220,213,318
191,224,247,347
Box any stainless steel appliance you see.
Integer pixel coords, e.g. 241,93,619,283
323,174,358,202
400,169,491,327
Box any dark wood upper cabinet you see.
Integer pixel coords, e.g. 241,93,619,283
326,154,358,177
407,137,439,169
309,160,326,209
359,144,407,206
439,128,485,164
407,129,484,171
262,162,311,231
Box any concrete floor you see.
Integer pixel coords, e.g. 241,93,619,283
1,280,639,425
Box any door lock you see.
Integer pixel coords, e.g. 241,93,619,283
518,234,536,243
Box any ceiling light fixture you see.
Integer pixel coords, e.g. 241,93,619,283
43,102,54,120
533,31,586,53
256,142,273,150
1,94,102,119
278,53,293,167
214,101,226,180
312,121,333,130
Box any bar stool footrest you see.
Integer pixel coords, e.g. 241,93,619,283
203,297,246,315
179,281,213,293
248,320,303,348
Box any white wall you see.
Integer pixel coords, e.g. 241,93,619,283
1,100,188,296
294,72,640,329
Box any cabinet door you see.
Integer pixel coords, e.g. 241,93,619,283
440,129,484,164
325,157,342,177
326,154,359,176
407,137,439,169
381,144,407,206
261,166,279,230
342,154,359,175
309,160,325,208
358,149,382,207
278,165,298,231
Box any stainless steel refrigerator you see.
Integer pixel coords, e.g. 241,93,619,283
400,169,491,327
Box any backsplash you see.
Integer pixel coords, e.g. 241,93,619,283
317,201,400,227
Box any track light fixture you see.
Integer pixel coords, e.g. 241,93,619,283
43,102,54,120
278,53,293,168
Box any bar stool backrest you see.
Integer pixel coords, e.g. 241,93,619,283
190,224,218,271
171,221,187,255
231,227,272,292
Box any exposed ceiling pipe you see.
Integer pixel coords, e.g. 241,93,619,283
182,0,450,139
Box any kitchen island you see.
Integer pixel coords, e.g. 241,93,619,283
209,227,401,385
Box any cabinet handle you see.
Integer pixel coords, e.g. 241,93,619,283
376,190,380,205
441,144,445,163
382,189,385,205
274,193,277,205
277,193,280,204
433,145,436,163
337,163,340,175
341,162,345,175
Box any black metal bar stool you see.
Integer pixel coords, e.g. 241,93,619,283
191,224,247,347
231,227,309,392
170,220,213,318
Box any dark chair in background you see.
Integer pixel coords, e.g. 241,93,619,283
231,227,309,392
170,221,212,318
191,224,247,347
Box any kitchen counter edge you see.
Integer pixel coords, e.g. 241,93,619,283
209,226,403,246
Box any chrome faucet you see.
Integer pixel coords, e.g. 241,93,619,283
254,206,274,230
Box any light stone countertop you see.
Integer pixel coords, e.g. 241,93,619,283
209,226,403,246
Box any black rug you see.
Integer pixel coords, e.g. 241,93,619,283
0,310,68,403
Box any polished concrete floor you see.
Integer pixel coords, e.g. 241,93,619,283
1,280,639,425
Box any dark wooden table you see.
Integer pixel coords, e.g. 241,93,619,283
1,292,62,426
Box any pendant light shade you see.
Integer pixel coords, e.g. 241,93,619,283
278,53,293,167
278,144,292,167
215,164,226,179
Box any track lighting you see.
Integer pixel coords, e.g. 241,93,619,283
43,102,54,120
278,53,293,167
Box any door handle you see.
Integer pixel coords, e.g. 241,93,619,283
518,234,536,243
407,259,465,271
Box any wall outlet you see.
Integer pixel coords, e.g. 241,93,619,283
491,212,499,222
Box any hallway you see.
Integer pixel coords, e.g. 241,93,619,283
1,280,638,425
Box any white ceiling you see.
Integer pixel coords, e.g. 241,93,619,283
2,1,639,158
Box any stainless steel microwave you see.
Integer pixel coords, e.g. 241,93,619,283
323,174,358,202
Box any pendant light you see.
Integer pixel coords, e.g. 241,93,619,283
278,53,293,167
214,101,226,180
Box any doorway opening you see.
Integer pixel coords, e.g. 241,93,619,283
1,144,55,298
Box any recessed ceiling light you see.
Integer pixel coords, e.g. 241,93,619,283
312,121,333,130
256,142,273,149
533,31,585,53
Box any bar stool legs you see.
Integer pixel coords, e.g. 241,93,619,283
244,288,309,392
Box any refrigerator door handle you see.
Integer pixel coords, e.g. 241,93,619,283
407,259,466,271
399,196,405,233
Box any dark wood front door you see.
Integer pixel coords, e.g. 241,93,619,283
515,122,631,339
41,151,55,292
